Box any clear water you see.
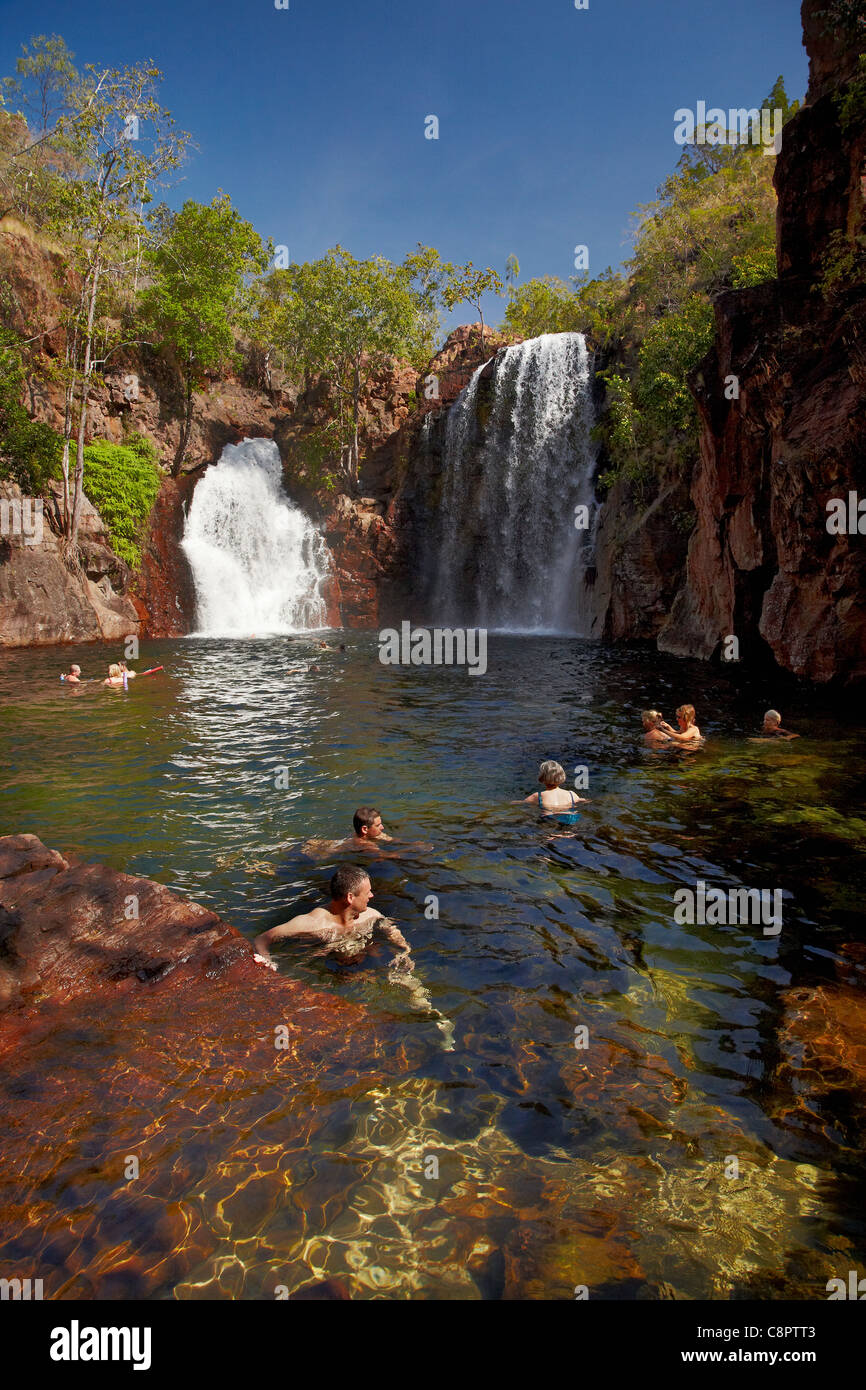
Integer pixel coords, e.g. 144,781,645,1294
1,635,864,1299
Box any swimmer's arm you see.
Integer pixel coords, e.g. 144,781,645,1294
376,917,415,970
253,913,327,959
518,792,540,804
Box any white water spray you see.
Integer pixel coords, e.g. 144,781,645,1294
182,438,332,635
432,333,598,633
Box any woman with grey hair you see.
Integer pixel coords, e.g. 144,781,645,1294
521,760,588,826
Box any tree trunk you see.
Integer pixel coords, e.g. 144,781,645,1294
172,356,194,477
68,253,102,547
350,357,361,485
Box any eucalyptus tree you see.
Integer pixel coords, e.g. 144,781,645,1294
140,194,270,475
261,246,433,484
39,60,187,545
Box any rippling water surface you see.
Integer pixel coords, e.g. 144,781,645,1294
1,635,865,1298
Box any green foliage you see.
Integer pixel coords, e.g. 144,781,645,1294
731,245,778,287
81,438,161,569
255,245,436,480
838,54,866,133
141,194,269,379
0,330,62,489
635,295,716,433
818,228,866,298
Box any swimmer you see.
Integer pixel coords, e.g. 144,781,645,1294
351,806,394,848
642,710,672,747
252,864,413,972
302,806,431,859
61,664,82,684
749,709,800,741
659,704,703,746
119,661,136,680
522,760,588,823
103,663,126,688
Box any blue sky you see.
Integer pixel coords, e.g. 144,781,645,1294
0,0,809,335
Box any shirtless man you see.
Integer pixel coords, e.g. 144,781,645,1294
749,709,799,741
659,704,703,746
641,710,671,747
350,806,393,848
252,864,413,971
61,664,82,684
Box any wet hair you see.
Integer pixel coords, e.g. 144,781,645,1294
676,704,695,725
642,710,663,728
330,864,370,900
353,806,381,835
538,760,566,787
764,709,781,725
108,663,121,678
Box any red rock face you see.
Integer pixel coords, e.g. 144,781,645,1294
658,1,866,683
0,481,140,647
0,835,413,1298
135,475,198,637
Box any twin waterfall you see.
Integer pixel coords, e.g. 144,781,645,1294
181,335,598,637
429,332,598,633
182,438,330,635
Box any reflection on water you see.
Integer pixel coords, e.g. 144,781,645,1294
1,635,864,1298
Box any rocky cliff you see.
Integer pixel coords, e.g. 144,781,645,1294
655,0,866,683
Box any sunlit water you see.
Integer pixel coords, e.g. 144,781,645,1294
1,636,864,1299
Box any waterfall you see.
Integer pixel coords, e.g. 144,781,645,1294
181,438,332,635
430,332,598,633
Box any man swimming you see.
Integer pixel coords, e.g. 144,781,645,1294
642,710,671,747
61,664,82,684
252,864,413,971
350,806,394,848
659,704,703,746
750,709,800,741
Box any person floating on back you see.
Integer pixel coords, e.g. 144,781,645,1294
252,864,413,972
659,704,703,747
642,710,671,747
522,760,588,825
749,709,800,741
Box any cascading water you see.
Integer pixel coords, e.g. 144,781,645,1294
430,332,598,633
181,437,332,635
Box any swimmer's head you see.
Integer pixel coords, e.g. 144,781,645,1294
329,864,372,911
538,760,566,788
763,709,782,728
353,806,385,839
676,704,695,728
642,710,663,730
108,663,121,678
69,664,81,676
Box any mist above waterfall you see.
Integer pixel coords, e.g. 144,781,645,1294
430,333,598,633
181,438,332,636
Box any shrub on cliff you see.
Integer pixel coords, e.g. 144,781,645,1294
0,330,62,491
81,437,161,570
